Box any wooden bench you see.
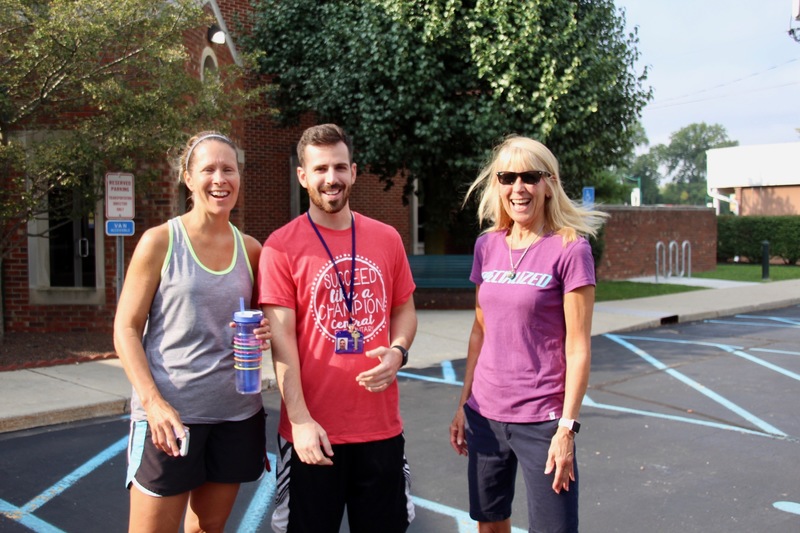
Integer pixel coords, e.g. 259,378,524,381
407,254,474,289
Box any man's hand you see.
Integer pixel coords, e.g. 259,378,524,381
291,419,334,465
356,346,403,392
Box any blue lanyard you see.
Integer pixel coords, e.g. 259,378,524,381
306,211,356,325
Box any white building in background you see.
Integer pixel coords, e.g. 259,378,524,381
706,142,800,215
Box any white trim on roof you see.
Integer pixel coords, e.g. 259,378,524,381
707,142,800,189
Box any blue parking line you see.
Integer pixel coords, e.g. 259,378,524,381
0,435,127,531
236,452,278,533
773,501,800,515
441,360,457,383
398,361,463,386
582,395,777,439
605,334,786,437
618,335,800,382
413,496,526,533
705,319,797,328
751,347,800,356
735,314,800,326
0,499,66,533
25,435,128,512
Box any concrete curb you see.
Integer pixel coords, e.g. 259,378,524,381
0,399,130,434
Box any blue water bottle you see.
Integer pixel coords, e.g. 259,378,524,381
232,300,263,394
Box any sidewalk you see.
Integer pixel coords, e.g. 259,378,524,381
2,278,800,434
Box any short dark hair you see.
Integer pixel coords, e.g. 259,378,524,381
297,124,353,166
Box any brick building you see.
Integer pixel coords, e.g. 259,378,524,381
2,0,412,335
707,142,800,216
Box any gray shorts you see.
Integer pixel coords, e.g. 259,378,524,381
464,404,579,531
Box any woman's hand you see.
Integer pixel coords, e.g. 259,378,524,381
449,406,468,456
229,317,272,351
144,398,186,457
544,427,576,493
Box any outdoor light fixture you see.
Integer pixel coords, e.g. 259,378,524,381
207,23,226,45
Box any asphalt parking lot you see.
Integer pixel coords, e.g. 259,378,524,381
1,306,799,532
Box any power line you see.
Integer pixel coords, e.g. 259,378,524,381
649,80,800,110
649,57,800,108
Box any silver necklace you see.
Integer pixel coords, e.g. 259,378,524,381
507,226,544,280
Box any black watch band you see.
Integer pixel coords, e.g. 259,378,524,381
391,345,409,368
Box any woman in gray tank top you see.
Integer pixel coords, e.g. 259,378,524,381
113,132,270,533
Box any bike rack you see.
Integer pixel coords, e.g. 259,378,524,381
655,240,691,282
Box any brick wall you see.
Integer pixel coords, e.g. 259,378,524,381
595,206,717,280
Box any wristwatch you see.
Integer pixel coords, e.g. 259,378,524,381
558,418,581,434
391,345,409,368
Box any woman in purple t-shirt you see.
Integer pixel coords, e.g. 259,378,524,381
449,136,608,533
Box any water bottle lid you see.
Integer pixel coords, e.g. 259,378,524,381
233,310,263,323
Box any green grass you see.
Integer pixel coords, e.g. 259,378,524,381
596,263,800,302
692,263,800,282
595,281,705,302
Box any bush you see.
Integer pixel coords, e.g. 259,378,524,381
589,224,606,271
717,216,800,264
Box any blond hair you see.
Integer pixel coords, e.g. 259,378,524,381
464,135,608,243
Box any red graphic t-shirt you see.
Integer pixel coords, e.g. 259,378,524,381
259,212,415,444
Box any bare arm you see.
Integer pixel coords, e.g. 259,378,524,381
450,286,485,456
356,296,418,391
263,304,333,465
113,224,185,457
545,284,594,492
241,234,271,349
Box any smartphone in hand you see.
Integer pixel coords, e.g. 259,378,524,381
176,426,190,457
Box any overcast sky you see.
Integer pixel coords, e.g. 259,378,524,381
616,0,800,148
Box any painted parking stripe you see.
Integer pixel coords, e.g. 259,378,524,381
619,335,800,382
773,501,800,515
705,319,797,328
751,347,800,356
605,334,786,437
735,314,800,326
582,395,777,439
398,361,463,386
0,500,66,533
236,452,278,533
0,435,127,531
441,360,457,383
413,496,526,533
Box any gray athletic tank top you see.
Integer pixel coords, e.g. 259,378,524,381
131,217,262,423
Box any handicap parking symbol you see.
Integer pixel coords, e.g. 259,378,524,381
582,186,595,206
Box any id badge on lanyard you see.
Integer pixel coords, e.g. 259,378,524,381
307,211,364,355
334,326,364,354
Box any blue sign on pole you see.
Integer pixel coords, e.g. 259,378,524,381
105,220,135,236
582,186,595,206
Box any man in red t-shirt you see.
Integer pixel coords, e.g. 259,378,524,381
259,124,417,533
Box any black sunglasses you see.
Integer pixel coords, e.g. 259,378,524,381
496,170,552,186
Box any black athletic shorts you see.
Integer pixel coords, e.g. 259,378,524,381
271,433,414,533
126,407,267,497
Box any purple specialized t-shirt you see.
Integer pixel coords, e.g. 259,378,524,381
466,230,595,423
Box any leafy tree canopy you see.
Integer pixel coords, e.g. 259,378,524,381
653,122,738,205
0,0,254,257
244,0,651,235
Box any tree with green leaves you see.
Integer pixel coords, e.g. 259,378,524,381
628,151,662,205
0,0,253,259
244,0,651,249
654,123,737,205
